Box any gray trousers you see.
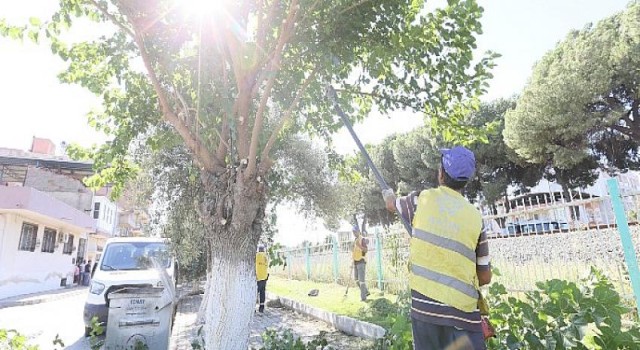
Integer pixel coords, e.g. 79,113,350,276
353,261,368,301
412,316,486,350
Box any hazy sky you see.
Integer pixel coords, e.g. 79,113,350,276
0,0,631,245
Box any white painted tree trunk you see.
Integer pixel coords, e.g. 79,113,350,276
204,257,256,350
197,276,211,324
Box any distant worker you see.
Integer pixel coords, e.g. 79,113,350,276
382,146,492,350
84,260,92,286
79,260,86,286
352,226,369,301
74,262,80,285
256,244,269,313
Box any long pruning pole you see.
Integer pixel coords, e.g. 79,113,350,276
325,85,412,235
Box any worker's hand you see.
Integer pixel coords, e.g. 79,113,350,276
382,188,395,202
382,188,396,212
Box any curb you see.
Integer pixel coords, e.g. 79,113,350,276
0,287,87,309
266,292,386,340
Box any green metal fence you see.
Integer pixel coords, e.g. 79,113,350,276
273,178,640,313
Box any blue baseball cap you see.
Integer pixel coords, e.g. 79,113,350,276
440,146,476,181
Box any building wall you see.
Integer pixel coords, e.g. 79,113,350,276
0,213,85,299
23,167,93,212
92,196,118,236
85,235,106,264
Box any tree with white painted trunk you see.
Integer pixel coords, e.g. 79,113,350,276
1,0,496,348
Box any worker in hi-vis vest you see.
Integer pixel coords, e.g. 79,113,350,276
383,146,492,350
352,226,369,301
256,244,269,313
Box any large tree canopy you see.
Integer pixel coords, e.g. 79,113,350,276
504,1,640,173
343,99,548,227
464,98,544,210
1,0,496,348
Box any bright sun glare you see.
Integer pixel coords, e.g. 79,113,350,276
179,0,221,16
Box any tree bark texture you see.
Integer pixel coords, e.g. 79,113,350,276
198,168,267,350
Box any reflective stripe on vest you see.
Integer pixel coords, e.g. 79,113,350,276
352,236,364,261
410,187,482,312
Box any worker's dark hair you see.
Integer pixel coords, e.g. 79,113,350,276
441,165,467,190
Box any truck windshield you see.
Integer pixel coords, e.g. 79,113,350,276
100,242,171,271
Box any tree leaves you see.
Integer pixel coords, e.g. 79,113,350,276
1,0,496,201
504,1,640,175
487,269,640,350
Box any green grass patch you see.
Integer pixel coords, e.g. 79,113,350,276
268,275,400,328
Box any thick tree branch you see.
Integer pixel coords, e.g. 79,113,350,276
251,0,319,100
132,32,221,173
610,124,630,136
90,0,134,38
215,64,231,163
249,0,279,94
258,68,317,174
255,0,276,53
246,0,300,177
93,0,222,172
235,89,252,160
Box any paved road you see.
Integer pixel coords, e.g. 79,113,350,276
0,290,91,349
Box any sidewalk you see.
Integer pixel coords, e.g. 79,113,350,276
0,285,87,309
169,294,373,349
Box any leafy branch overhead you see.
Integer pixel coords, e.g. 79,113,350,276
1,0,496,193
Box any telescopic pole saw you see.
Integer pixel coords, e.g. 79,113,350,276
325,85,412,235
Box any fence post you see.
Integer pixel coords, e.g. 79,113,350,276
305,242,311,280
375,229,384,291
332,235,339,283
607,178,640,315
287,251,291,279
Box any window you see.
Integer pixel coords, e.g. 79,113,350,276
42,228,57,253
101,242,171,271
18,223,38,252
93,202,101,219
63,234,74,255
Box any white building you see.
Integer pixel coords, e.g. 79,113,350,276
482,171,640,234
89,189,119,262
0,186,95,299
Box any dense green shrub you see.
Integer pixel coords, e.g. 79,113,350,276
358,298,400,329
367,290,413,350
487,268,640,349
367,268,640,350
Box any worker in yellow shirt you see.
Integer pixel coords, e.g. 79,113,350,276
352,227,369,301
256,244,269,313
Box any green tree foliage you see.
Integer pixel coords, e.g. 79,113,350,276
0,0,495,347
343,99,547,224
504,1,640,175
465,98,544,210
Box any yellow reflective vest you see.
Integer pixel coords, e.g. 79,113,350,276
410,186,482,312
352,236,365,262
256,252,268,281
